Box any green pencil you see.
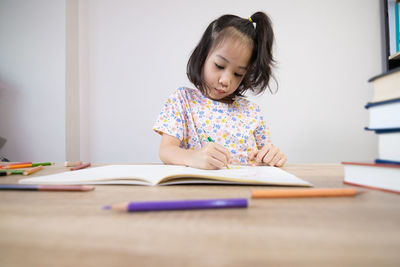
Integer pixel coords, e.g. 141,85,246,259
32,162,52,167
205,134,230,169
0,170,24,176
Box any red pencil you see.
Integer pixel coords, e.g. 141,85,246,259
70,162,91,171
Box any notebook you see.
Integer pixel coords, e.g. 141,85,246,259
18,164,312,187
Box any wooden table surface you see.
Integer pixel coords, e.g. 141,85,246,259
0,164,399,267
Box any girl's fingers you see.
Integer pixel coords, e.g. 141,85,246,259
269,151,283,166
249,145,287,167
249,150,258,160
214,144,231,163
276,155,287,167
203,143,229,167
262,145,280,166
256,144,273,163
210,149,229,166
208,156,225,169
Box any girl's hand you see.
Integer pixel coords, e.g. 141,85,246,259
248,144,287,167
188,143,230,170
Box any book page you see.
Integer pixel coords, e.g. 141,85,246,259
160,165,312,186
19,165,188,185
19,164,312,187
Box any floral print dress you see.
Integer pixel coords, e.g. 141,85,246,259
153,87,271,164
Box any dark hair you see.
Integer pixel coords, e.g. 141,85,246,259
187,11,277,101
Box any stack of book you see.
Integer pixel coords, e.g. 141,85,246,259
342,67,400,194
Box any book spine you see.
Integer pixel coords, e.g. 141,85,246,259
365,127,400,133
375,159,400,165
365,97,400,109
396,1,400,52
368,67,400,82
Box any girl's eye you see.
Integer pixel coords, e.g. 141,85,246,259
215,63,224,69
234,73,244,77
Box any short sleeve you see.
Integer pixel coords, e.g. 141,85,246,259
253,106,271,149
153,90,186,141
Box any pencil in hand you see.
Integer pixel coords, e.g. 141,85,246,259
206,136,230,169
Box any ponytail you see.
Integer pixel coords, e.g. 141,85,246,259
248,12,277,94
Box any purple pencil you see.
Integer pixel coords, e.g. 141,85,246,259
104,198,248,212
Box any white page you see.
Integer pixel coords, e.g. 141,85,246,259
19,165,187,185
19,164,312,187
160,165,312,186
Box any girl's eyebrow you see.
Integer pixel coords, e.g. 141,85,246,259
216,55,247,70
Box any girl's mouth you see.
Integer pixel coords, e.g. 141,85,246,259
215,88,226,95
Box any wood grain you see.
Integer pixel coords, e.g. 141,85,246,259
0,164,399,267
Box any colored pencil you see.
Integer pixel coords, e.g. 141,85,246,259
206,136,230,169
0,171,10,176
3,164,32,169
70,162,91,171
0,162,32,168
0,184,95,191
0,170,24,176
104,198,248,212
251,188,362,198
23,165,43,176
1,162,52,169
64,161,82,167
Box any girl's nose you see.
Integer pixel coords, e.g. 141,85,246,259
219,73,230,88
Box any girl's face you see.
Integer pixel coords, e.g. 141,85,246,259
202,37,252,101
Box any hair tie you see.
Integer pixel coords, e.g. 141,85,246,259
249,17,253,23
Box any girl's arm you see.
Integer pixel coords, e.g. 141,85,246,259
159,133,230,170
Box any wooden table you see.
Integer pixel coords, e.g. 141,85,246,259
0,164,399,267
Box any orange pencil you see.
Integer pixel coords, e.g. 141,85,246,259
4,164,33,169
70,162,91,171
23,165,43,176
2,162,52,169
0,162,32,168
251,188,363,198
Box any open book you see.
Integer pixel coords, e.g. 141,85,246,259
19,164,312,187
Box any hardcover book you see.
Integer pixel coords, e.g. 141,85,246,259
365,128,400,163
368,68,400,102
342,162,400,194
365,98,400,129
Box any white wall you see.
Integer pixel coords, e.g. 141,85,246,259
79,0,381,164
0,0,65,162
0,0,382,164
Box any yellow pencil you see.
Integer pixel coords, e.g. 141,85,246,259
23,165,43,176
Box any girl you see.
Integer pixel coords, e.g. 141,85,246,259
153,12,287,170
